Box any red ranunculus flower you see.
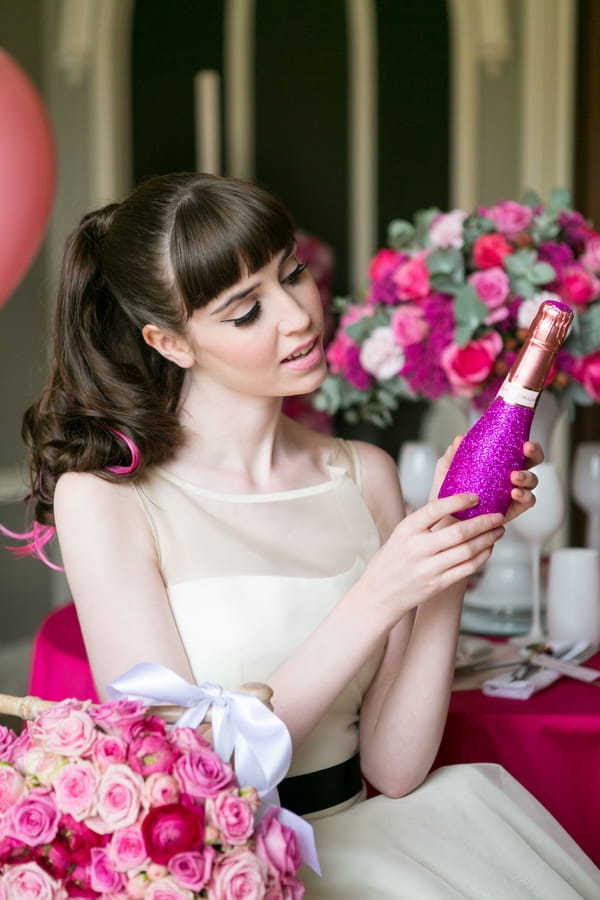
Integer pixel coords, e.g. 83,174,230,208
142,802,204,866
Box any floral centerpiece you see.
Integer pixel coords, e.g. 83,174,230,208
0,696,305,899
315,189,600,426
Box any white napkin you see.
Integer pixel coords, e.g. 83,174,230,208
482,640,592,699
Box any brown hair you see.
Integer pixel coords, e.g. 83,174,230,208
22,172,295,527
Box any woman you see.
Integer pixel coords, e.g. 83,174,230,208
18,173,599,896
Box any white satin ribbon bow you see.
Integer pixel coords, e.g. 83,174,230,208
106,663,320,873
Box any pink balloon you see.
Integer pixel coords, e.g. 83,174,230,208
0,49,56,308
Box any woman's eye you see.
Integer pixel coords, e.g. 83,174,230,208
281,262,307,285
231,301,262,327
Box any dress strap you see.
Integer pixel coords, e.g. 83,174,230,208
328,438,363,492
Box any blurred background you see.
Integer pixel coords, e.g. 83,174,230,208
1,0,599,694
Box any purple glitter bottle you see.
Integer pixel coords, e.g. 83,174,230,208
437,300,574,519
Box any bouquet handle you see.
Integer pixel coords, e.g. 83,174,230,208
0,680,274,722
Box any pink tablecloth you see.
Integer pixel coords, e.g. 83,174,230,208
30,604,600,865
434,658,600,866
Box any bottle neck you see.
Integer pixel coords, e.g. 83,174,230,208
498,378,540,409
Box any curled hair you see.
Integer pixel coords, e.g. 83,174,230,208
21,172,295,536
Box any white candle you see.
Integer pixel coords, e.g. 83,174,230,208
194,69,221,175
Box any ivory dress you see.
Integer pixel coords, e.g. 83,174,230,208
135,438,599,899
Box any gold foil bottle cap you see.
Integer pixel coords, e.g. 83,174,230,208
509,300,574,392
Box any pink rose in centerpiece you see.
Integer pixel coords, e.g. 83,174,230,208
468,267,510,323
558,264,600,306
207,849,269,900
90,847,126,894
580,234,600,272
206,791,255,846
145,772,181,808
20,748,66,786
144,875,195,900
0,726,18,764
169,728,212,754
1,861,66,900
7,788,60,847
175,748,235,800
359,327,405,380
472,233,513,269
482,200,533,237
440,331,503,396
428,209,468,248
393,253,431,300
142,802,203,866
574,351,600,401
52,759,99,821
390,303,428,347
168,848,216,891
91,732,127,770
90,700,147,738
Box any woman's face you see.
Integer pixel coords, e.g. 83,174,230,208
181,242,327,399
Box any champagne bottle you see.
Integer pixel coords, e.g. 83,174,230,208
437,299,574,519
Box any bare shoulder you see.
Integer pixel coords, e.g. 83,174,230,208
55,470,137,519
349,440,405,539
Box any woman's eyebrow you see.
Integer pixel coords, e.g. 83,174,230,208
211,239,297,316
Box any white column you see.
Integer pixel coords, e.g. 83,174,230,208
346,0,378,293
194,69,221,174
224,0,255,178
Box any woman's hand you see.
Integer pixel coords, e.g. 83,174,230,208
504,439,543,523
359,491,505,627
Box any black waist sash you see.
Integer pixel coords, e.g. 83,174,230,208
278,753,362,816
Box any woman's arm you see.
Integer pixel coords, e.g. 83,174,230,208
54,472,194,696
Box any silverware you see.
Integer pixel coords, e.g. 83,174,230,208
509,643,576,682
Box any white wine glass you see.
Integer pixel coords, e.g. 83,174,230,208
571,442,600,551
397,441,439,512
509,462,566,646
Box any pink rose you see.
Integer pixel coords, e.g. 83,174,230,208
0,726,18,764
440,331,503,396
174,748,234,799
483,200,533,237
558,264,600,306
19,749,66,786
59,813,105,863
91,764,145,831
580,234,600,273
29,706,96,758
145,773,181,808
207,849,268,900
393,253,431,300
53,760,98,821
255,809,301,883
90,847,126,894
7,788,60,846
468,267,510,310
390,304,428,347
90,700,147,738
428,210,468,249
144,876,194,900
169,728,211,754
109,824,148,871
128,735,176,777
574,351,600,402
368,247,405,283
1,862,66,900
472,233,513,269
359,327,405,380
168,848,215,891
206,792,255,846
91,733,127,771
141,803,203,866
0,764,24,813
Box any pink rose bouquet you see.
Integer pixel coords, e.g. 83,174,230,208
315,189,600,425
0,698,305,899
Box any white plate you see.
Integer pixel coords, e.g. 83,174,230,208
455,635,495,669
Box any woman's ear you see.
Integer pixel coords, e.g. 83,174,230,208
142,324,195,369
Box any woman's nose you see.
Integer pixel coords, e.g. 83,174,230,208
278,289,312,333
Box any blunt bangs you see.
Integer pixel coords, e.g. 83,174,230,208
170,177,295,316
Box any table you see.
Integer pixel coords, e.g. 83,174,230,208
29,604,600,866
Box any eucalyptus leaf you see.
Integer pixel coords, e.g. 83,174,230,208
345,317,376,343
575,304,600,355
387,219,415,249
521,188,542,208
548,187,572,212
531,212,561,243
531,261,556,285
454,283,488,346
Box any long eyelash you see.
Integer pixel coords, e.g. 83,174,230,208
282,262,307,284
232,302,262,327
